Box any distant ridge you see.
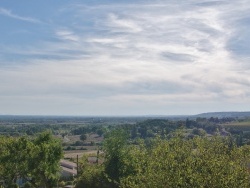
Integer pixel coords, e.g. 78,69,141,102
194,111,250,118
1,112,250,120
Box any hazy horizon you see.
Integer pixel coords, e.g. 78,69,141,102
1,0,250,116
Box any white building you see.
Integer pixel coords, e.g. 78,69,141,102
60,159,77,178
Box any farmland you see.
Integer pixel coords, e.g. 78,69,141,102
1,113,250,187
221,119,250,131
222,120,250,127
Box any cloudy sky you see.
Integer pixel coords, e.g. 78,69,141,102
0,0,250,116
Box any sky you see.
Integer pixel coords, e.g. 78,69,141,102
0,0,250,116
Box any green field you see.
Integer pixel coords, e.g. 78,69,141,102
223,121,250,126
222,121,250,131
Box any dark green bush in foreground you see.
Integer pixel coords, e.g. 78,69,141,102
75,129,250,188
0,131,63,188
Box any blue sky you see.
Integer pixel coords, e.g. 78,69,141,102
0,0,250,116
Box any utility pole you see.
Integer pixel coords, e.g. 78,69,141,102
76,154,79,175
96,146,99,164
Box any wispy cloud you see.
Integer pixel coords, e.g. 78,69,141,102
55,30,80,42
1,0,250,115
0,7,41,23
105,13,142,33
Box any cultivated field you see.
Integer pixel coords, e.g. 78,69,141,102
221,120,250,131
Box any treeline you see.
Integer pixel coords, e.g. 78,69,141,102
70,126,104,136
75,128,250,188
0,132,63,188
0,124,106,137
0,124,68,136
0,116,241,139
117,118,232,140
112,118,250,147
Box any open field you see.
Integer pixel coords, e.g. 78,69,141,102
223,121,250,126
65,133,103,143
63,134,103,159
221,121,250,131
64,150,98,159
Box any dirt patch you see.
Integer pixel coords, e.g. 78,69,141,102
64,150,98,159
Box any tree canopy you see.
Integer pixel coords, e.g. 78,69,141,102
75,129,250,188
0,131,63,188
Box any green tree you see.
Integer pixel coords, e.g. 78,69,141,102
75,156,108,188
0,131,63,188
103,129,133,187
121,136,250,188
80,134,87,141
0,136,32,187
97,129,104,137
28,131,63,188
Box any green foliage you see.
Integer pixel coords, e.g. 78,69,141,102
75,129,135,188
71,127,87,135
75,128,250,188
28,131,63,188
192,128,206,136
23,182,34,188
97,129,104,136
103,129,131,186
0,131,63,188
121,136,250,188
0,136,32,186
80,134,87,141
75,156,108,188
6,183,18,188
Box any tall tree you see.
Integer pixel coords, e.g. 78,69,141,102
0,136,32,187
121,136,250,188
103,129,133,187
28,131,63,188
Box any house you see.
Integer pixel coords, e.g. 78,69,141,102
60,159,78,178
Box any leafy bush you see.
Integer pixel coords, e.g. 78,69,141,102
75,129,250,188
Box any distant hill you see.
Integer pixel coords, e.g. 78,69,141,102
1,112,250,121
193,112,250,118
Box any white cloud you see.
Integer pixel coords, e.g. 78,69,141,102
1,0,250,115
0,7,41,23
106,13,142,33
55,30,80,42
